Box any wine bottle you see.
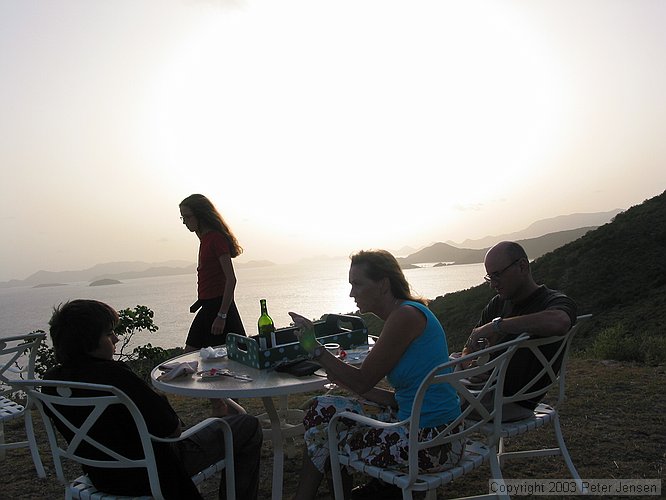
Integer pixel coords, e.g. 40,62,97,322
257,299,275,350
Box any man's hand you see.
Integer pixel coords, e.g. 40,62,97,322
464,323,498,353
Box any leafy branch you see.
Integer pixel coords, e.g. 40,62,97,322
114,305,159,361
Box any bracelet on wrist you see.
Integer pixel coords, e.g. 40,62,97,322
217,312,227,319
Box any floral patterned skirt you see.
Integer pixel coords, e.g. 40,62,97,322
303,395,465,474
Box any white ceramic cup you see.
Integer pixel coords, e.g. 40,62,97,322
324,343,341,356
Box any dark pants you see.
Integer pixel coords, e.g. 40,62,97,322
174,414,263,500
186,297,246,348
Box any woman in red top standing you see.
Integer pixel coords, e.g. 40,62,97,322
179,194,246,350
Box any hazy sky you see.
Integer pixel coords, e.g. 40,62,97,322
1,0,665,282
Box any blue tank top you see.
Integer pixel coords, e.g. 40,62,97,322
386,301,460,427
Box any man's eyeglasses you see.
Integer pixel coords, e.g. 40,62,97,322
484,258,522,283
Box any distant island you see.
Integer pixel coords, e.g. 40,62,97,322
90,279,122,286
401,263,420,270
0,258,279,289
236,260,275,269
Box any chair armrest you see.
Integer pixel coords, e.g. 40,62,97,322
152,417,233,443
329,410,408,431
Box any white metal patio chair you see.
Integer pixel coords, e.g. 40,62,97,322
328,336,527,500
0,332,46,477
14,380,236,500
475,314,592,493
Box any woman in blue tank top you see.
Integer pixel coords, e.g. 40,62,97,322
289,250,463,500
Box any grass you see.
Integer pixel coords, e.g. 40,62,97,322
2,358,665,499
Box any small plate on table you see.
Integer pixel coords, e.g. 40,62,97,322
200,346,227,360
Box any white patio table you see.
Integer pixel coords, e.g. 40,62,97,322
150,349,327,500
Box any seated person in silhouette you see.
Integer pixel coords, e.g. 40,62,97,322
289,250,463,500
463,241,577,421
44,299,262,499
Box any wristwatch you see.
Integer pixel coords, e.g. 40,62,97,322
217,312,227,319
491,316,504,334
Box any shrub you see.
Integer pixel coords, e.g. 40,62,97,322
33,331,55,378
128,344,183,381
589,323,643,362
641,334,666,366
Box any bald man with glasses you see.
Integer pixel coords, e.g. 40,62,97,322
464,241,577,421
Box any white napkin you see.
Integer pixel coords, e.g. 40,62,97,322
157,360,198,381
200,346,227,360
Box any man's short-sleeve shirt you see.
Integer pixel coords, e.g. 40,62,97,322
476,285,577,409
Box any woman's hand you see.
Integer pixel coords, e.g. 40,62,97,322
288,311,313,330
211,316,226,336
288,312,321,354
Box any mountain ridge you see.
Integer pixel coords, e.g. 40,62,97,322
448,209,623,249
400,227,597,266
0,209,622,288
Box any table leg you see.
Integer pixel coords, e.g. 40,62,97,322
261,396,285,500
258,396,307,499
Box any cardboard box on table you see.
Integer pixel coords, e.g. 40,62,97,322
226,314,368,370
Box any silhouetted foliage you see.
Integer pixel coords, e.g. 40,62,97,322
114,305,159,360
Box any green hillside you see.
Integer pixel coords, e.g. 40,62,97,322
423,190,666,363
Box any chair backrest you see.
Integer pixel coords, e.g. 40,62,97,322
404,336,526,479
13,379,166,498
501,314,592,408
0,333,45,389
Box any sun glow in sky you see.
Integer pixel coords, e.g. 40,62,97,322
1,0,665,282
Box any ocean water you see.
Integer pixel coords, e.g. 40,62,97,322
0,259,485,350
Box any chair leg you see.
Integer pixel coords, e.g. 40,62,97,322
497,417,586,496
0,414,45,478
551,414,587,493
329,458,344,500
497,436,506,467
25,409,46,478
0,421,5,460
488,446,510,500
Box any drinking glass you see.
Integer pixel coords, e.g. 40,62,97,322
323,343,341,391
